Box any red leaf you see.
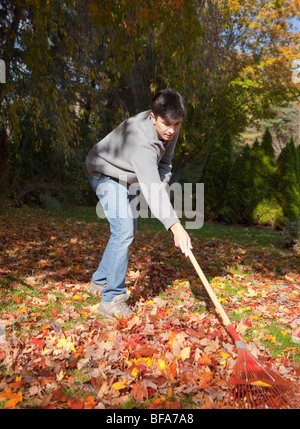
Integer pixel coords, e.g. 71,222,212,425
30,338,45,347
50,306,58,315
67,399,84,409
52,387,68,402
83,395,97,409
131,382,148,402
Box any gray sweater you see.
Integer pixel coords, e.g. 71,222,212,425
86,110,180,230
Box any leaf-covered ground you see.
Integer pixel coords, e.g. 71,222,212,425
0,208,299,409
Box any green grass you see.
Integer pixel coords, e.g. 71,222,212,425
39,205,281,247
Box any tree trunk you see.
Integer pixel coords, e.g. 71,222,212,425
0,126,9,195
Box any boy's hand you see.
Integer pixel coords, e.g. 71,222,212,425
170,222,192,257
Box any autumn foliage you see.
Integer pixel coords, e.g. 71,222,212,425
0,209,299,409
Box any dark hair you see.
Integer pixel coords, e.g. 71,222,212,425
151,89,186,122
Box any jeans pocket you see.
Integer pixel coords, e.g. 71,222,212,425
88,174,101,192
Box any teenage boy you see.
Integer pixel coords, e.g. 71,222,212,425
86,89,192,319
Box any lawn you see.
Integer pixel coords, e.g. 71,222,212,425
0,206,299,409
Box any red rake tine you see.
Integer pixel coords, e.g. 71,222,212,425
188,249,300,409
226,321,300,409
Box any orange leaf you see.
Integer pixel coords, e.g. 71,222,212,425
197,353,212,365
0,389,23,408
131,382,148,402
67,399,83,409
50,306,58,315
83,395,97,409
265,334,276,343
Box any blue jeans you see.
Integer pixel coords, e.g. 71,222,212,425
89,174,137,302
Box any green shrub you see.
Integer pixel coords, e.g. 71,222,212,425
260,128,275,159
39,192,64,210
201,133,233,219
223,144,254,224
280,220,300,248
275,140,300,222
252,198,283,227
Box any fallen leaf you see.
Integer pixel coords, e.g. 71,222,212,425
180,347,191,361
0,389,23,408
131,382,148,402
250,381,272,387
83,395,97,409
112,379,131,391
264,334,276,343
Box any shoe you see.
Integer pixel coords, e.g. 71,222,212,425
98,294,133,319
87,281,106,294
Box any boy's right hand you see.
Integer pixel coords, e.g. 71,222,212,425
170,222,192,257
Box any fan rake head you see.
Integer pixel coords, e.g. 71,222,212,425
222,342,300,409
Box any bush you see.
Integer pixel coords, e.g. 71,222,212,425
201,133,233,219
39,192,64,210
252,198,283,227
223,144,254,224
280,220,300,248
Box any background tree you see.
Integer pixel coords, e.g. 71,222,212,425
251,136,279,226
275,138,300,223
259,103,300,156
200,133,233,219
1,0,299,215
223,144,254,224
260,129,275,160
0,0,81,202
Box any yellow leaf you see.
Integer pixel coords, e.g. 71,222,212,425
180,347,191,360
57,336,76,351
134,357,153,367
157,359,166,370
131,367,139,377
265,334,276,343
250,381,272,387
0,389,23,408
112,379,130,391
219,351,231,359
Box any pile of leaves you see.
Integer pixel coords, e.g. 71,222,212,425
0,208,299,409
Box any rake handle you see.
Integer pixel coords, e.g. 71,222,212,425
188,249,232,328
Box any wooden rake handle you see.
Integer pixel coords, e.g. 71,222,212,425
188,248,231,327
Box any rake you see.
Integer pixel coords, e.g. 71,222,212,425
188,249,300,409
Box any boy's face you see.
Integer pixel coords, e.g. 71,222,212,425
150,112,182,141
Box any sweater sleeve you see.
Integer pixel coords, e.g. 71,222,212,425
158,133,178,183
131,144,180,230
